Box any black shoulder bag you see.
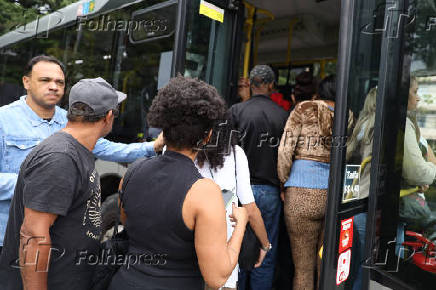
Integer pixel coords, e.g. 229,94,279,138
232,147,261,271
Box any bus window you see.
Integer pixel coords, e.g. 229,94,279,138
0,45,28,106
56,0,177,144
64,21,115,100
375,0,436,286
107,1,177,144
183,0,234,98
342,0,383,204
324,0,384,289
338,0,436,288
129,1,177,44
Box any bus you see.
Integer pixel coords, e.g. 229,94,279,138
0,0,339,204
3,0,436,289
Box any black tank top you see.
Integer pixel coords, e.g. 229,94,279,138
115,150,204,289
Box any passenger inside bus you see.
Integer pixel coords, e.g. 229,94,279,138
346,87,377,290
400,77,436,241
346,77,436,287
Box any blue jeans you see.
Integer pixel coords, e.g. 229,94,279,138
238,184,281,290
351,213,367,290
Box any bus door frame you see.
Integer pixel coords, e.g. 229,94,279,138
321,0,412,289
171,0,187,76
320,0,357,287
172,0,244,103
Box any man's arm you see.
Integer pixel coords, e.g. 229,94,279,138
92,132,164,162
0,126,18,201
19,208,57,290
0,173,18,201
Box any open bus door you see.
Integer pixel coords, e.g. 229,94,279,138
322,0,436,289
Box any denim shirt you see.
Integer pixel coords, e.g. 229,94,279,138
0,96,156,246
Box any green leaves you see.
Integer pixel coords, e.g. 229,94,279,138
0,0,78,36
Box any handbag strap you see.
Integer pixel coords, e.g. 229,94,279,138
232,146,238,194
207,146,238,203
233,146,244,207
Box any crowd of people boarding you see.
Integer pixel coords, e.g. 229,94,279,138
0,54,342,290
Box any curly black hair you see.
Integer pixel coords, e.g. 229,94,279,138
147,76,226,150
196,113,239,170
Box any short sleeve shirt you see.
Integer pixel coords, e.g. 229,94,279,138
195,145,255,205
0,132,102,290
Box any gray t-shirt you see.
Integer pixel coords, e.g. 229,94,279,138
0,131,102,290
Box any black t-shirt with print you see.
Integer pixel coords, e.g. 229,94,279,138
0,131,102,290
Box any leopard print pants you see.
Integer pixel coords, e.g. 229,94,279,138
284,186,327,290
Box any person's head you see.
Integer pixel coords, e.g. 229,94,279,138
318,75,336,102
196,113,238,170
238,77,250,102
22,55,66,109
408,76,419,111
67,77,126,137
249,65,275,96
147,76,226,153
346,87,377,160
294,71,317,102
360,86,377,117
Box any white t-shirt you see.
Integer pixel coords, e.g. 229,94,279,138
195,145,255,288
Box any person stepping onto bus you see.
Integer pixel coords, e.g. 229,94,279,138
0,78,125,289
278,75,336,290
0,55,164,254
108,76,248,290
230,65,288,290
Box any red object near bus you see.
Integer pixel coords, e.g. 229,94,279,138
403,231,436,274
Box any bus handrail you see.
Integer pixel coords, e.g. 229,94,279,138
242,1,274,77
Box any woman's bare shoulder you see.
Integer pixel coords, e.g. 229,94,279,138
189,178,222,202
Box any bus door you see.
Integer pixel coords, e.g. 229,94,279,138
179,0,243,104
322,0,436,289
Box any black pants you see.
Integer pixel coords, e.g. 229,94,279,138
273,206,294,289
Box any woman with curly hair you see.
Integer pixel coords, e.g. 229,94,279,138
109,76,248,290
196,114,270,289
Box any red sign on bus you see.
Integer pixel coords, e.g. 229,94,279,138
339,217,354,253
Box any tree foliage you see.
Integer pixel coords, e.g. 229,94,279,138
0,0,78,36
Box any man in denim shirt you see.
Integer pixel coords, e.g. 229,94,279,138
0,55,163,251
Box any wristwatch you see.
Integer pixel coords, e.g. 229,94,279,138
261,243,272,252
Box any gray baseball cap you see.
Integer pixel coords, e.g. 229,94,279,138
249,65,275,84
69,77,127,116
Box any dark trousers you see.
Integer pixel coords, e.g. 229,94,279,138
273,207,294,290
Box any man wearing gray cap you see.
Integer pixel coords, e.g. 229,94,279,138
230,65,288,290
0,78,126,290
0,55,163,255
